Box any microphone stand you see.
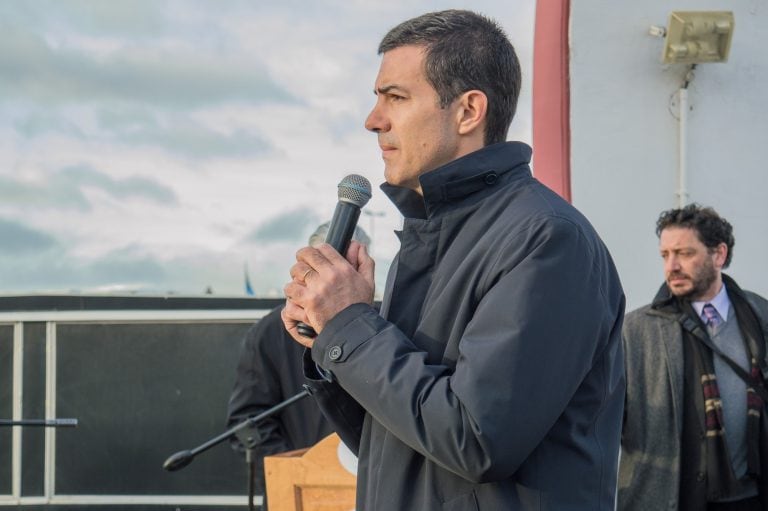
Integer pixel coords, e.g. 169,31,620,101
163,389,311,511
242,439,259,511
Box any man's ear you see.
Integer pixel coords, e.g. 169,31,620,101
456,90,488,137
713,242,728,269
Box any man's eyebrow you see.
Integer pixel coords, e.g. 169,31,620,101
374,84,408,95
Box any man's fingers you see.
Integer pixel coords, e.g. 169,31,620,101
345,241,362,268
283,279,308,304
289,262,315,283
316,243,354,266
357,244,376,282
286,240,375,334
282,297,308,323
280,303,314,348
296,246,335,272
295,243,356,283
346,241,373,270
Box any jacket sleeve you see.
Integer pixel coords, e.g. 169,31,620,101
226,308,293,457
310,216,623,482
302,350,366,456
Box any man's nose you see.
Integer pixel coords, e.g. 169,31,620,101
665,255,680,273
365,103,388,133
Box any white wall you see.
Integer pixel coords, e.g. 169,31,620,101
569,1,768,311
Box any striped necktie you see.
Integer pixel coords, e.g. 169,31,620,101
702,303,722,330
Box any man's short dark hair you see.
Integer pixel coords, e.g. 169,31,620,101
378,9,521,146
655,203,735,268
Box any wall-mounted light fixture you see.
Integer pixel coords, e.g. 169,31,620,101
655,11,734,64
648,11,735,207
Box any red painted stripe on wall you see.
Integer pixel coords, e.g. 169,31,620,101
532,0,572,202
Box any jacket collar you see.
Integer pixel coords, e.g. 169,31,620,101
649,282,680,316
381,141,533,220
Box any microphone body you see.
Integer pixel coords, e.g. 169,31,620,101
325,200,362,255
297,174,372,338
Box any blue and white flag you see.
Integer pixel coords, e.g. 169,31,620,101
244,264,255,296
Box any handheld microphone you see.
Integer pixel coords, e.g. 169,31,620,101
296,174,372,338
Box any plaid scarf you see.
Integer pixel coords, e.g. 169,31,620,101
651,275,768,509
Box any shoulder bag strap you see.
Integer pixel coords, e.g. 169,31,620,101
678,315,768,403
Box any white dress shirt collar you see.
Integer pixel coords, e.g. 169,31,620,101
692,281,730,322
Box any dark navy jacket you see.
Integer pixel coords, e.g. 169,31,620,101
305,142,626,510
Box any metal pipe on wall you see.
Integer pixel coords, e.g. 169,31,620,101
677,87,689,208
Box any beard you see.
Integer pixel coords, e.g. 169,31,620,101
666,257,719,301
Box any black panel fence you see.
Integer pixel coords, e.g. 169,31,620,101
0,295,283,510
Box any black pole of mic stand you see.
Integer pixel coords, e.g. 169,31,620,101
245,445,257,511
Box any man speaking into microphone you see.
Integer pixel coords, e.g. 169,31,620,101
282,9,625,510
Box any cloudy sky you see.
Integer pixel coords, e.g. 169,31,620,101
0,0,534,298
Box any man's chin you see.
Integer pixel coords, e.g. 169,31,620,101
667,282,692,297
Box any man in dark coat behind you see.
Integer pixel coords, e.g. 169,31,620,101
282,9,626,510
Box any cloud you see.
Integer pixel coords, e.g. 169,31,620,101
98,109,275,159
0,1,164,37
0,218,59,255
0,165,177,211
58,165,178,203
0,243,165,293
87,245,166,285
11,108,275,159
245,208,321,245
0,23,296,109
0,175,90,211
14,113,86,139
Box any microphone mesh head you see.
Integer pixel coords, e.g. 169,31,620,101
338,174,372,207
